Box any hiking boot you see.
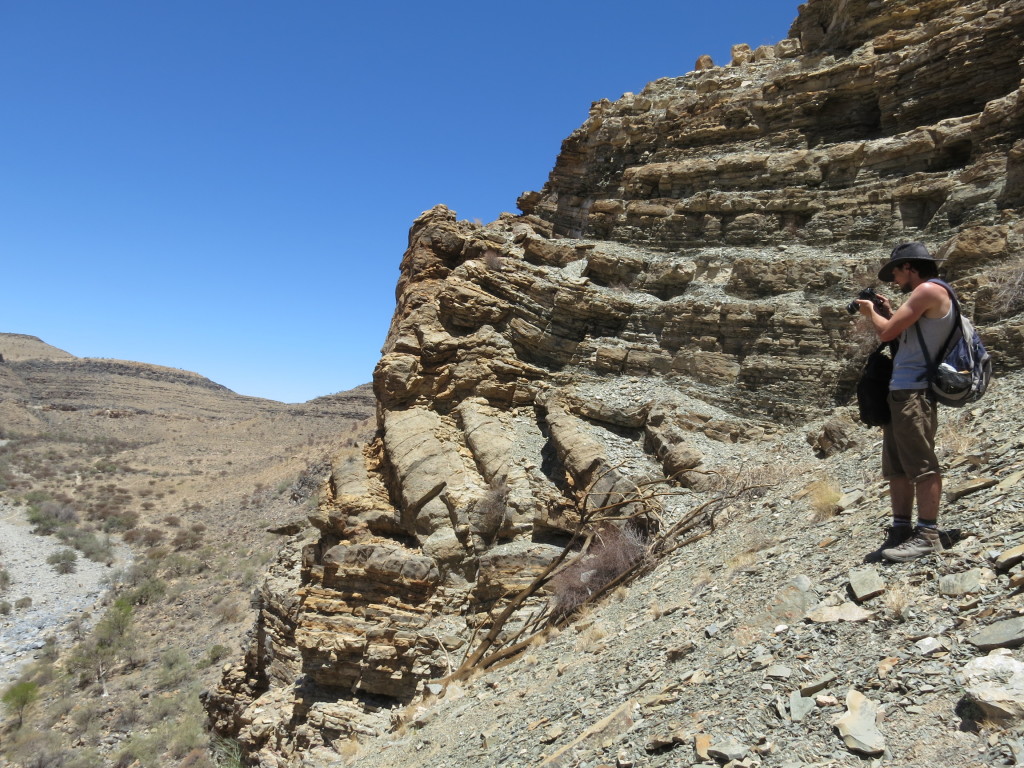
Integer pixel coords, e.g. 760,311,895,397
880,525,914,550
881,526,944,562
864,525,915,563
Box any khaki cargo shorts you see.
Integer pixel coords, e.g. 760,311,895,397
881,389,939,482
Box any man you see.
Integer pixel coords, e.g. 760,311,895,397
857,242,955,562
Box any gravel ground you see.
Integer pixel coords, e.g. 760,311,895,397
0,500,131,686
313,370,1024,768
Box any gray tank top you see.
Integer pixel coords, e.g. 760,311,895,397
891,291,955,390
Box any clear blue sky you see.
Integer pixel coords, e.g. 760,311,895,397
1,1,799,403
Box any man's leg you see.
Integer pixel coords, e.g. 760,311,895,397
889,477,914,523
881,391,944,561
876,418,915,557
915,473,942,525
870,476,916,556
883,471,943,561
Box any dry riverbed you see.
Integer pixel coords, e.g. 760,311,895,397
0,500,131,686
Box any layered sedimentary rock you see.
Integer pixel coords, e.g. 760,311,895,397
205,2,1024,763
525,0,1024,250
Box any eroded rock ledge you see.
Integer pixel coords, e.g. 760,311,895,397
204,1,1024,764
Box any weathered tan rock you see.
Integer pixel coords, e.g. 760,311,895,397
807,413,860,457
963,649,1024,724
694,54,715,72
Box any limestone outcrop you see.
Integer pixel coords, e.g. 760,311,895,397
205,2,1024,763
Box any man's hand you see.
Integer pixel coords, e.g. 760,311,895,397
857,294,893,319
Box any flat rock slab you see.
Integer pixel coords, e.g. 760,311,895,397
761,576,818,625
997,469,1024,490
836,489,865,511
805,602,874,623
970,617,1024,651
947,477,998,501
708,737,748,763
799,673,837,697
848,566,885,602
765,664,793,680
938,568,992,596
789,691,815,722
995,543,1024,572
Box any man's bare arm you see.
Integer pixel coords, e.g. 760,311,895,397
857,282,946,342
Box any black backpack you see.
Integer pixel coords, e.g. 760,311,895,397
856,341,897,426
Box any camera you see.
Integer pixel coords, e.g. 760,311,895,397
846,287,885,315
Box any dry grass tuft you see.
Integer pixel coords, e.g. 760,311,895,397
806,478,842,521
337,736,361,762
574,623,609,653
937,411,978,459
726,549,758,571
883,577,917,622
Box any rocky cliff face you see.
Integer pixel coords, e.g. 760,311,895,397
205,2,1024,764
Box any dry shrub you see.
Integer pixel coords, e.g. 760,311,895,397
482,250,503,270
47,548,77,574
549,524,649,618
806,478,841,521
337,736,361,762
155,648,192,690
122,526,164,547
172,527,203,550
166,716,207,759
475,481,510,544
210,736,244,768
977,254,1024,321
701,460,795,496
212,597,245,624
5,728,67,768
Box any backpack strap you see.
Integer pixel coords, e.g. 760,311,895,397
914,279,961,380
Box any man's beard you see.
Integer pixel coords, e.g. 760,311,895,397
900,283,913,294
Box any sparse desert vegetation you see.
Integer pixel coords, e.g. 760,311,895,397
0,343,375,765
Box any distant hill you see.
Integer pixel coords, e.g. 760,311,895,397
0,333,77,362
0,331,375,435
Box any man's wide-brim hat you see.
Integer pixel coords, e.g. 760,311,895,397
877,241,942,282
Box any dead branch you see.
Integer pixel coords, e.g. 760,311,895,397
434,467,772,686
